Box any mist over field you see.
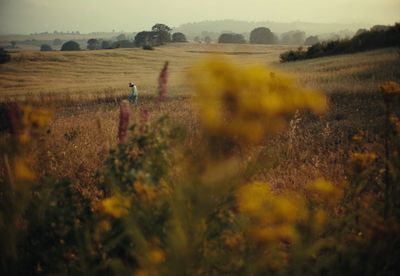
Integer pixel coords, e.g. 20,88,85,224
0,0,399,34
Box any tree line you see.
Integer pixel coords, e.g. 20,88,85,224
280,23,400,62
217,27,317,45
39,24,187,52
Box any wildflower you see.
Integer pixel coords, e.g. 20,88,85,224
118,100,131,143
98,220,111,233
237,181,271,214
306,179,342,205
390,115,400,133
14,157,35,181
251,224,298,243
351,152,377,167
158,61,169,101
188,57,327,143
133,182,157,201
149,248,166,264
134,269,149,276
21,106,52,130
99,195,131,218
380,81,400,95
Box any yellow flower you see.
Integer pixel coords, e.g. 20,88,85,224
15,157,36,181
380,81,400,95
351,152,377,167
149,248,166,264
99,195,131,218
251,224,299,243
21,106,52,130
306,179,342,205
188,57,327,143
98,220,112,233
237,181,271,214
134,269,149,276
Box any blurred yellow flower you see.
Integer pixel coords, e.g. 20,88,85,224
188,57,327,143
99,195,131,218
134,269,149,276
149,248,166,264
237,181,271,214
351,152,377,167
380,81,400,95
21,106,52,130
15,157,36,181
251,224,299,243
306,179,342,204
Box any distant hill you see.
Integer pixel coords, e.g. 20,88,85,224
174,19,368,38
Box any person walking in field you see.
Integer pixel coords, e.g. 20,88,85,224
128,82,138,104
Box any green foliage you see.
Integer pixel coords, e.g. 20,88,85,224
61,40,81,51
151,24,172,45
87,38,99,50
281,30,306,45
249,27,277,44
0,48,11,63
172,32,187,42
135,31,156,47
281,23,400,62
218,33,246,44
40,44,52,51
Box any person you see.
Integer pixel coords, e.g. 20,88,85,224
128,82,138,104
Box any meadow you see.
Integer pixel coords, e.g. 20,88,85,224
1,43,400,274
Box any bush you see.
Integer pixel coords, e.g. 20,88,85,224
101,40,111,49
40,44,52,51
218,33,246,44
0,48,11,63
142,45,154,50
280,23,400,62
60,41,81,51
249,27,277,44
172,32,187,42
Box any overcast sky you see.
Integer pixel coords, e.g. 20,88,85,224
0,0,399,34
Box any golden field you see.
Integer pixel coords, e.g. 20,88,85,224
1,42,400,274
1,43,398,188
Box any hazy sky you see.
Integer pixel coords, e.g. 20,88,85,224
0,0,399,34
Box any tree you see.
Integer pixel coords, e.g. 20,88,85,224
116,34,127,41
281,30,306,45
135,31,157,46
304,35,320,46
249,27,277,44
172,32,187,42
204,36,212,44
355,28,368,37
61,41,81,51
101,40,111,49
218,33,246,44
87,38,99,50
151,23,172,44
194,36,201,43
40,44,52,51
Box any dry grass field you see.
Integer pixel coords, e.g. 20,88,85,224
2,42,400,274
1,43,399,189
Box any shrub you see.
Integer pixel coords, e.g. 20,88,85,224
143,45,154,50
218,33,246,44
60,40,81,51
172,32,187,42
249,27,277,44
40,44,52,51
100,40,111,49
0,48,11,63
280,23,400,62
